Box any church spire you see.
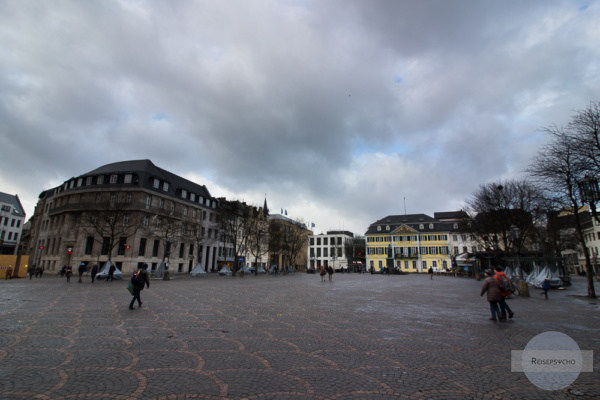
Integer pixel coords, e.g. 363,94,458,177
263,195,269,216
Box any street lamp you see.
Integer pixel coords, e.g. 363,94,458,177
578,175,600,285
578,175,600,222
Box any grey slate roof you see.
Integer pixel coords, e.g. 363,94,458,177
39,159,213,205
0,192,25,217
365,213,461,235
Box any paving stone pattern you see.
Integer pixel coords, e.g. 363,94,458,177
0,272,599,399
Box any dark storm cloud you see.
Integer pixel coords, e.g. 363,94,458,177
0,0,598,233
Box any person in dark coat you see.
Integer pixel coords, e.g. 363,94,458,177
78,263,87,283
480,269,503,321
90,264,98,283
327,265,334,281
129,264,150,310
541,278,550,300
65,265,73,283
107,264,116,282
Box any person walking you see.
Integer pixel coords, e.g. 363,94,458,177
90,264,98,283
320,266,326,282
428,266,433,280
494,267,514,319
541,278,550,300
107,263,116,282
65,265,73,283
78,263,86,283
5,265,12,280
129,264,150,310
480,269,503,322
327,265,334,281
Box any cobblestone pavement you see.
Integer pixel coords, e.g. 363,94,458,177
0,272,598,400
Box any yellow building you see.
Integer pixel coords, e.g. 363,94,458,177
365,214,452,273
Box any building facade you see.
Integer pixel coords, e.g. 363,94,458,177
365,214,467,273
28,160,220,274
0,192,26,255
307,230,354,271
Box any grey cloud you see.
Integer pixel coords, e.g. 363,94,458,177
1,0,599,233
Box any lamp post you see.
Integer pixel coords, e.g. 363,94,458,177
578,175,600,288
510,225,529,296
578,175,600,222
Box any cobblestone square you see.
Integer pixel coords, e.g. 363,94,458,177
1,273,598,399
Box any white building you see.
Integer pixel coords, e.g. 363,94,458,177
307,230,354,271
0,192,26,255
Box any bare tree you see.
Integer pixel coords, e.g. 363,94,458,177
569,101,600,176
528,127,596,298
218,199,251,276
246,207,269,275
82,192,142,263
466,179,543,260
285,222,309,271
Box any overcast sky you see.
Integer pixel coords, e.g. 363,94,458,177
1,0,599,235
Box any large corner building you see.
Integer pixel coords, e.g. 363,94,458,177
28,160,220,274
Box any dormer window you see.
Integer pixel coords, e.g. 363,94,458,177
386,225,390,231
124,174,132,183
153,178,160,189
419,224,424,230
181,189,187,198
163,182,169,191
429,224,434,229
110,174,118,184
377,226,382,231
453,223,458,229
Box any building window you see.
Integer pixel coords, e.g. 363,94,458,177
324,238,328,245
110,174,118,184
179,243,185,258
386,225,390,231
163,182,169,191
124,174,132,183
86,176,93,185
190,193,196,202
139,238,147,257
181,189,187,198
126,193,132,203
101,237,110,255
85,236,94,255
153,178,160,189
118,237,127,255
377,226,381,231
152,240,160,257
